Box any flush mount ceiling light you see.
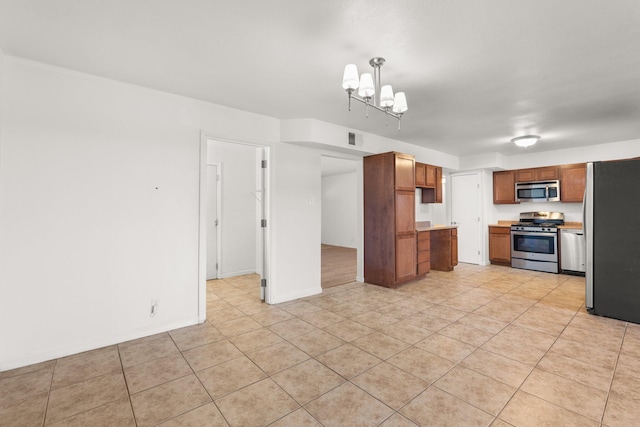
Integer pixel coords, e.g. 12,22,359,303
512,135,541,148
342,57,408,130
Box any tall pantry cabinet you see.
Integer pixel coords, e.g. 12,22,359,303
364,152,416,287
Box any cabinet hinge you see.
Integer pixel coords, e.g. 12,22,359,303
261,278,267,288
261,219,267,228
216,263,218,270
261,160,267,169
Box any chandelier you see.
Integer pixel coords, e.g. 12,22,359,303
342,57,408,130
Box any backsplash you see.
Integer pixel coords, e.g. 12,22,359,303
492,201,584,223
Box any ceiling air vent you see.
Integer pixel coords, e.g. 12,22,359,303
348,132,363,147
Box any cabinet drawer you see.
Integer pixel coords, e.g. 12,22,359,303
417,231,430,241
418,250,430,263
489,226,511,235
417,261,431,275
418,239,430,251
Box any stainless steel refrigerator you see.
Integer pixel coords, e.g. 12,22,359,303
585,158,640,324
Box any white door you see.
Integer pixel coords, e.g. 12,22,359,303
451,173,481,264
206,165,219,280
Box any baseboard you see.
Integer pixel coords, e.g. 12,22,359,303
220,269,256,279
271,286,322,304
1,317,200,372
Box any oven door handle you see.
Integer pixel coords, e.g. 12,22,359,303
510,231,558,238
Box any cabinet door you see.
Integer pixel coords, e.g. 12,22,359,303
395,154,415,191
395,190,415,234
516,168,536,182
435,167,443,203
415,162,426,187
425,165,436,187
489,227,511,264
560,163,586,202
517,167,559,182
396,234,416,282
537,166,559,180
493,171,517,204
451,229,458,266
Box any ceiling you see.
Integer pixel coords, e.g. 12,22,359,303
1,0,639,156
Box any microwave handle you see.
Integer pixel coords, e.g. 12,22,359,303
546,185,549,202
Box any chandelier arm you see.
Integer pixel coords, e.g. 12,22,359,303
348,94,402,120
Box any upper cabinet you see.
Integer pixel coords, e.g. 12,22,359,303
493,163,586,204
415,162,426,187
416,161,443,204
516,166,559,182
493,170,517,204
395,154,415,191
560,163,587,202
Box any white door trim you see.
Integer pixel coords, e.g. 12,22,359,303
198,131,272,323
205,163,222,280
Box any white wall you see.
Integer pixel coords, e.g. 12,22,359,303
321,172,357,248
206,140,259,277
0,57,281,370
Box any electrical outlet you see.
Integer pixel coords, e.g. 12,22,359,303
150,300,159,317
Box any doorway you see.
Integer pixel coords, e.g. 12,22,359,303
451,173,482,264
199,137,270,320
320,156,359,288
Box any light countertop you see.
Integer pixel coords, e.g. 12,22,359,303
416,221,458,232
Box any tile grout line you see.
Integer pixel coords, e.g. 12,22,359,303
40,359,57,427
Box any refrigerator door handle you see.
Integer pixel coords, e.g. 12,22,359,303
585,162,594,311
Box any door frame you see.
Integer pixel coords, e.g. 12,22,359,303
198,132,272,322
206,163,222,280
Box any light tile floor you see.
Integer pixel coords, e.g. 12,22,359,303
2,264,640,426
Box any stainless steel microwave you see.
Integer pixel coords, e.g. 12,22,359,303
515,180,561,203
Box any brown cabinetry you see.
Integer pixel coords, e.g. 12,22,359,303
415,162,426,187
364,152,416,287
430,228,458,271
493,170,517,204
516,166,559,182
494,163,585,204
560,163,586,203
435,167,443,203
416,231,431,275
489,226,511,265
417,162,443,204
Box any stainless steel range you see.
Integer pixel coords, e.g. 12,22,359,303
511,211,564,273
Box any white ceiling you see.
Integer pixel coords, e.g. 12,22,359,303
1,0,639,156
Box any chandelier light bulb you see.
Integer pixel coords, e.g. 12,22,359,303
380,85,394,108
392,92,408,113
358,73,375,98
342,64,359,90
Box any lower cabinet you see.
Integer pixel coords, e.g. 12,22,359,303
430,228,458,271
489,226,511,265
395,233,417,283
417,231,431,275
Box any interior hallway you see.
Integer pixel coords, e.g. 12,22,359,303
1,266,639,426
